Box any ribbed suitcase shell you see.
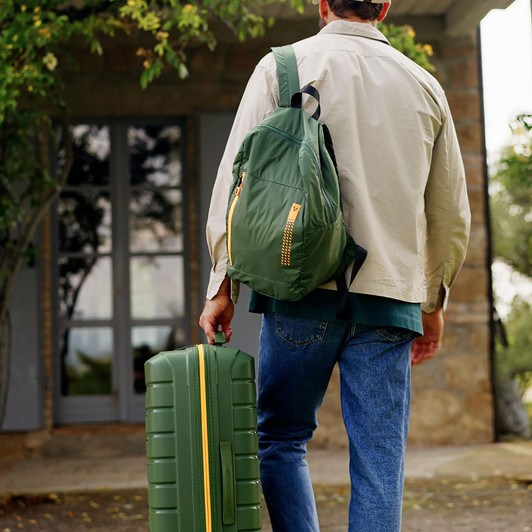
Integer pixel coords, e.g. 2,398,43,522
145,341,262,532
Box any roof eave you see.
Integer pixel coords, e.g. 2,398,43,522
268,0,517,38
445,0,516,37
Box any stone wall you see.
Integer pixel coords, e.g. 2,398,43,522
314,32,495,448
408,34,494,445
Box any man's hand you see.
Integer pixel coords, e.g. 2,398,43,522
411,308,444,365
199,276,234,345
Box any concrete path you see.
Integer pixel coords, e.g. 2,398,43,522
1,441,531,497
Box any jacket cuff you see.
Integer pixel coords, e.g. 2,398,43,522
422,283,448,313
206,268,240,305
206,268,227,300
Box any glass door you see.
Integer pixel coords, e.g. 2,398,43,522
127,123,188,421
54,120,188,424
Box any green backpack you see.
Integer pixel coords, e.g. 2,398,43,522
226,45,366,307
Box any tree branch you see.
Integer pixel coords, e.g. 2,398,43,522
0,118,73,327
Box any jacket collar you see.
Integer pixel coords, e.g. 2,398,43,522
318,20,390,46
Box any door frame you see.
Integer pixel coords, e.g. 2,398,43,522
52,117,190,425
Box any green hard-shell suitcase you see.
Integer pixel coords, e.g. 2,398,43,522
145,332,262,532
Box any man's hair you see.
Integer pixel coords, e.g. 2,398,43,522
327,0,383,20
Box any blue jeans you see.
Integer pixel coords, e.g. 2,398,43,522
257,313,414,532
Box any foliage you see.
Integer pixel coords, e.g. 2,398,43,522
491,114,532,278
494,296,532,440
379,23,435,72
66,351,112,395
0,1,117,338
122,0,310,87
491,114,532,434
495,297,532,391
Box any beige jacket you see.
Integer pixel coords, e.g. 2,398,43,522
206,21,471,313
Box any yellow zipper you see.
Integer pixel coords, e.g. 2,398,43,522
227,171,245,266
197,344,212,532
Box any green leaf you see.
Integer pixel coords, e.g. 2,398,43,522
178,63,189,79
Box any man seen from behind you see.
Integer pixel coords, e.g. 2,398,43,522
200,0,471,530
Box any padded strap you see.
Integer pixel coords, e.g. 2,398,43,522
272,45,300,108
291,85,321,120
335,244,368,320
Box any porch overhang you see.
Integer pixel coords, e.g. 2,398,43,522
443,0,516,36
271,0,516,37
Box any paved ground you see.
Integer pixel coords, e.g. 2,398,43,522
0,442,531,530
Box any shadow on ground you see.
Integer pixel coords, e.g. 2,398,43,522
1,476,531,531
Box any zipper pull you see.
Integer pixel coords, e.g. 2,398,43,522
235,171,246,196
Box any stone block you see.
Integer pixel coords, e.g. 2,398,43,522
444,353,490,390
462,153,484,173
463,154,485,188
463,323,490,355
429,61,446,86
456,122,483,154
107,45,140,73
409,388,494,445
449,58,480,89
314,367,349,450
451,312,489,326
447,91,481,121
457,415,494,443
411,389,463,428
450,267,488,304
227,48,259,73
411,358,446,390
62,48,104,73
190,47,225,77
441,326,460,351
439,39,478,60
217,86,246,109
223,43,270,80
409,389,463,443
465,224,487,267
465,391,494,422
466,187,486,223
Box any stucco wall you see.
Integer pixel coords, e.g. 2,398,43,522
3,258,44,431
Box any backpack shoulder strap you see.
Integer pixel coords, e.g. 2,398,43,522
271,45,300,108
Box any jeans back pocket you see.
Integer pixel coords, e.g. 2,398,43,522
274,313,328,347
375,326,415,344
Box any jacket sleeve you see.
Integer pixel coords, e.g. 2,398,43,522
205,60,278,301
423,96,471,313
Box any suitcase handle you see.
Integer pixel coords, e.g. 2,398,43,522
214,331,226,345
220,442,235,524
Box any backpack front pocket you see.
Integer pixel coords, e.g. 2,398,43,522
227,171,307,299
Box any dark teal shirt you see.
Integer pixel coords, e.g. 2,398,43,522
249,289,423,335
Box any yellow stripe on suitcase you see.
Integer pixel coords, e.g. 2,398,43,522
145,341,262,531
197,344,212,532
